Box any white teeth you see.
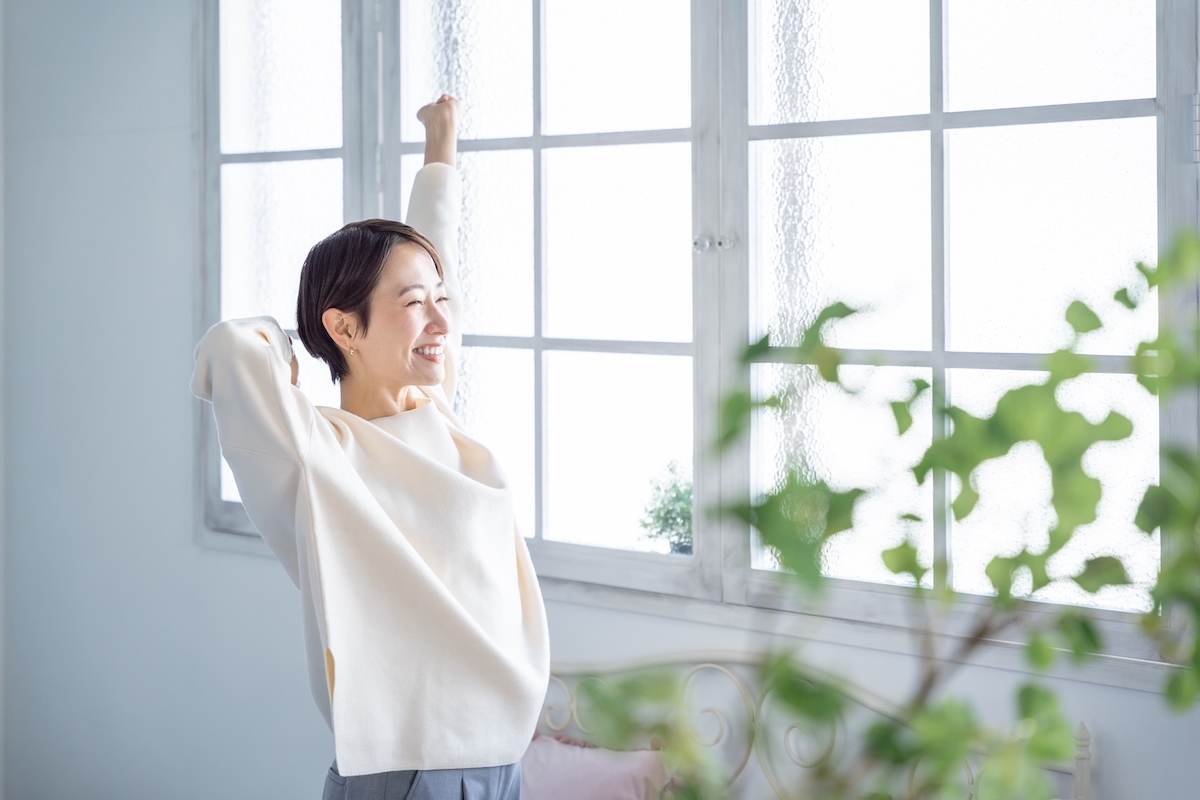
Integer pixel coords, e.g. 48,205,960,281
414,346,443,355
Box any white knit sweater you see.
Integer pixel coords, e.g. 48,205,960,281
191,163,550,776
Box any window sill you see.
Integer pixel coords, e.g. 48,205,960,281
538,574,1179,696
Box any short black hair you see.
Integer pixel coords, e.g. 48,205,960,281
295,219,443,382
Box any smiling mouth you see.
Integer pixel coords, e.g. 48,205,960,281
414,345,444,361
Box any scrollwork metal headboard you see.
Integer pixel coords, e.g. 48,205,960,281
543,651,1090,800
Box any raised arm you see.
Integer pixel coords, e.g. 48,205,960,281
406,95,463,403
192,317,315,583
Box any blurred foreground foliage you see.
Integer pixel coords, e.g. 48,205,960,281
579,234,1200,798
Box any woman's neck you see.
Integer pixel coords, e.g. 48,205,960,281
338,376,425,420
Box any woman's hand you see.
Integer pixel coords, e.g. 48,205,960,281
417,94,459,166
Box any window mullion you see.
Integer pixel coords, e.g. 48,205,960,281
380,0,402,220
691,0,725,600
533,0,547,541
341,0,368,223
930,0,950,591
1158,0,1200,639
717,0,753,605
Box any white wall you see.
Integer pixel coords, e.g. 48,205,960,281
3,1,331,797
2,1,1198,799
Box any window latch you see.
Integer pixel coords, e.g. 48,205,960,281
693,235,736,253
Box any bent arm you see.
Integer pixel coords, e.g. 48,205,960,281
192,317,316,582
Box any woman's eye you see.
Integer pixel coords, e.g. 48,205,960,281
406,299,423,307
436,296,449,303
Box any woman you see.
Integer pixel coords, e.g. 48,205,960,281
192,95,549,800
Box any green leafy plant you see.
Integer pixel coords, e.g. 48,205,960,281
641,460,693,555
575,234,1200,799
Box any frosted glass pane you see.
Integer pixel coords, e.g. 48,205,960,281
752,365,934,585
752,133,930,350
399,154,423,222
294,342,341,408
221,457,241,503
949,370,1157,613
947,0,1155,111
947,118,1156,355
750,0,928,124
545,0,689,134
222,159,344,329
546,144,692,342
458,151,534,335
454,348,535,539
220,0,341,153
546,353,692,552
400,0,532,141
401,152,534,335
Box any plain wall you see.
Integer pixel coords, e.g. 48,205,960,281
3,1,332,797
3,1,1199,799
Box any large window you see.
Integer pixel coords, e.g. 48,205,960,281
200,0,1198,657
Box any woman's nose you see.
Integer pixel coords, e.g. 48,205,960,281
428,304,450,333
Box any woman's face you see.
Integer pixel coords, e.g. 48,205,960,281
350,241,450,389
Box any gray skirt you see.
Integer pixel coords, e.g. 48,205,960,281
322,760,521,800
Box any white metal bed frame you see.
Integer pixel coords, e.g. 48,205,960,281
542,652,1091,800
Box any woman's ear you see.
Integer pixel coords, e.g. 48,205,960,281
321,307,359,352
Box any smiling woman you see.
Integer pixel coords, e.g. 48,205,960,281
193,96,549,799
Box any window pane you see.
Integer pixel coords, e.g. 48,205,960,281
219,0,342,153
459,151,534,335
221,457,242,503
400,0,532,141
221,159,344,329
947,0,1155,111
948,369,1157,613
544,0,690,134
752,364,934,586
294,343,341,408
546,353,692,553
546,144,692,342
752,132,931,350
402,152,535,336
750,0,928,125
947,118,1157,355
454,347,535,539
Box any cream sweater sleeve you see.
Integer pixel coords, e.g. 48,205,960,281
192,316,315,585
405,162,463,404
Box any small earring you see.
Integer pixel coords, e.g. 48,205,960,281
348,347,356,357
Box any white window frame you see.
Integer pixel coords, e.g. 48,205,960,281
195,0,1200,680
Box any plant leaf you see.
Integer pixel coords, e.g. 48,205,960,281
1072,556,1131,594
1166,668,1200,710
761,653,845,722
891,401,914,435
1114,287,1138,309
1065,300,1102,335
881,539,927,584
1057,612,1102,662
1017,684,1075,762
1026,633,1057,671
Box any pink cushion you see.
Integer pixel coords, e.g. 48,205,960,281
520,734,672,800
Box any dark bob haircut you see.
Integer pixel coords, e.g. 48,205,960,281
296,218,443,383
